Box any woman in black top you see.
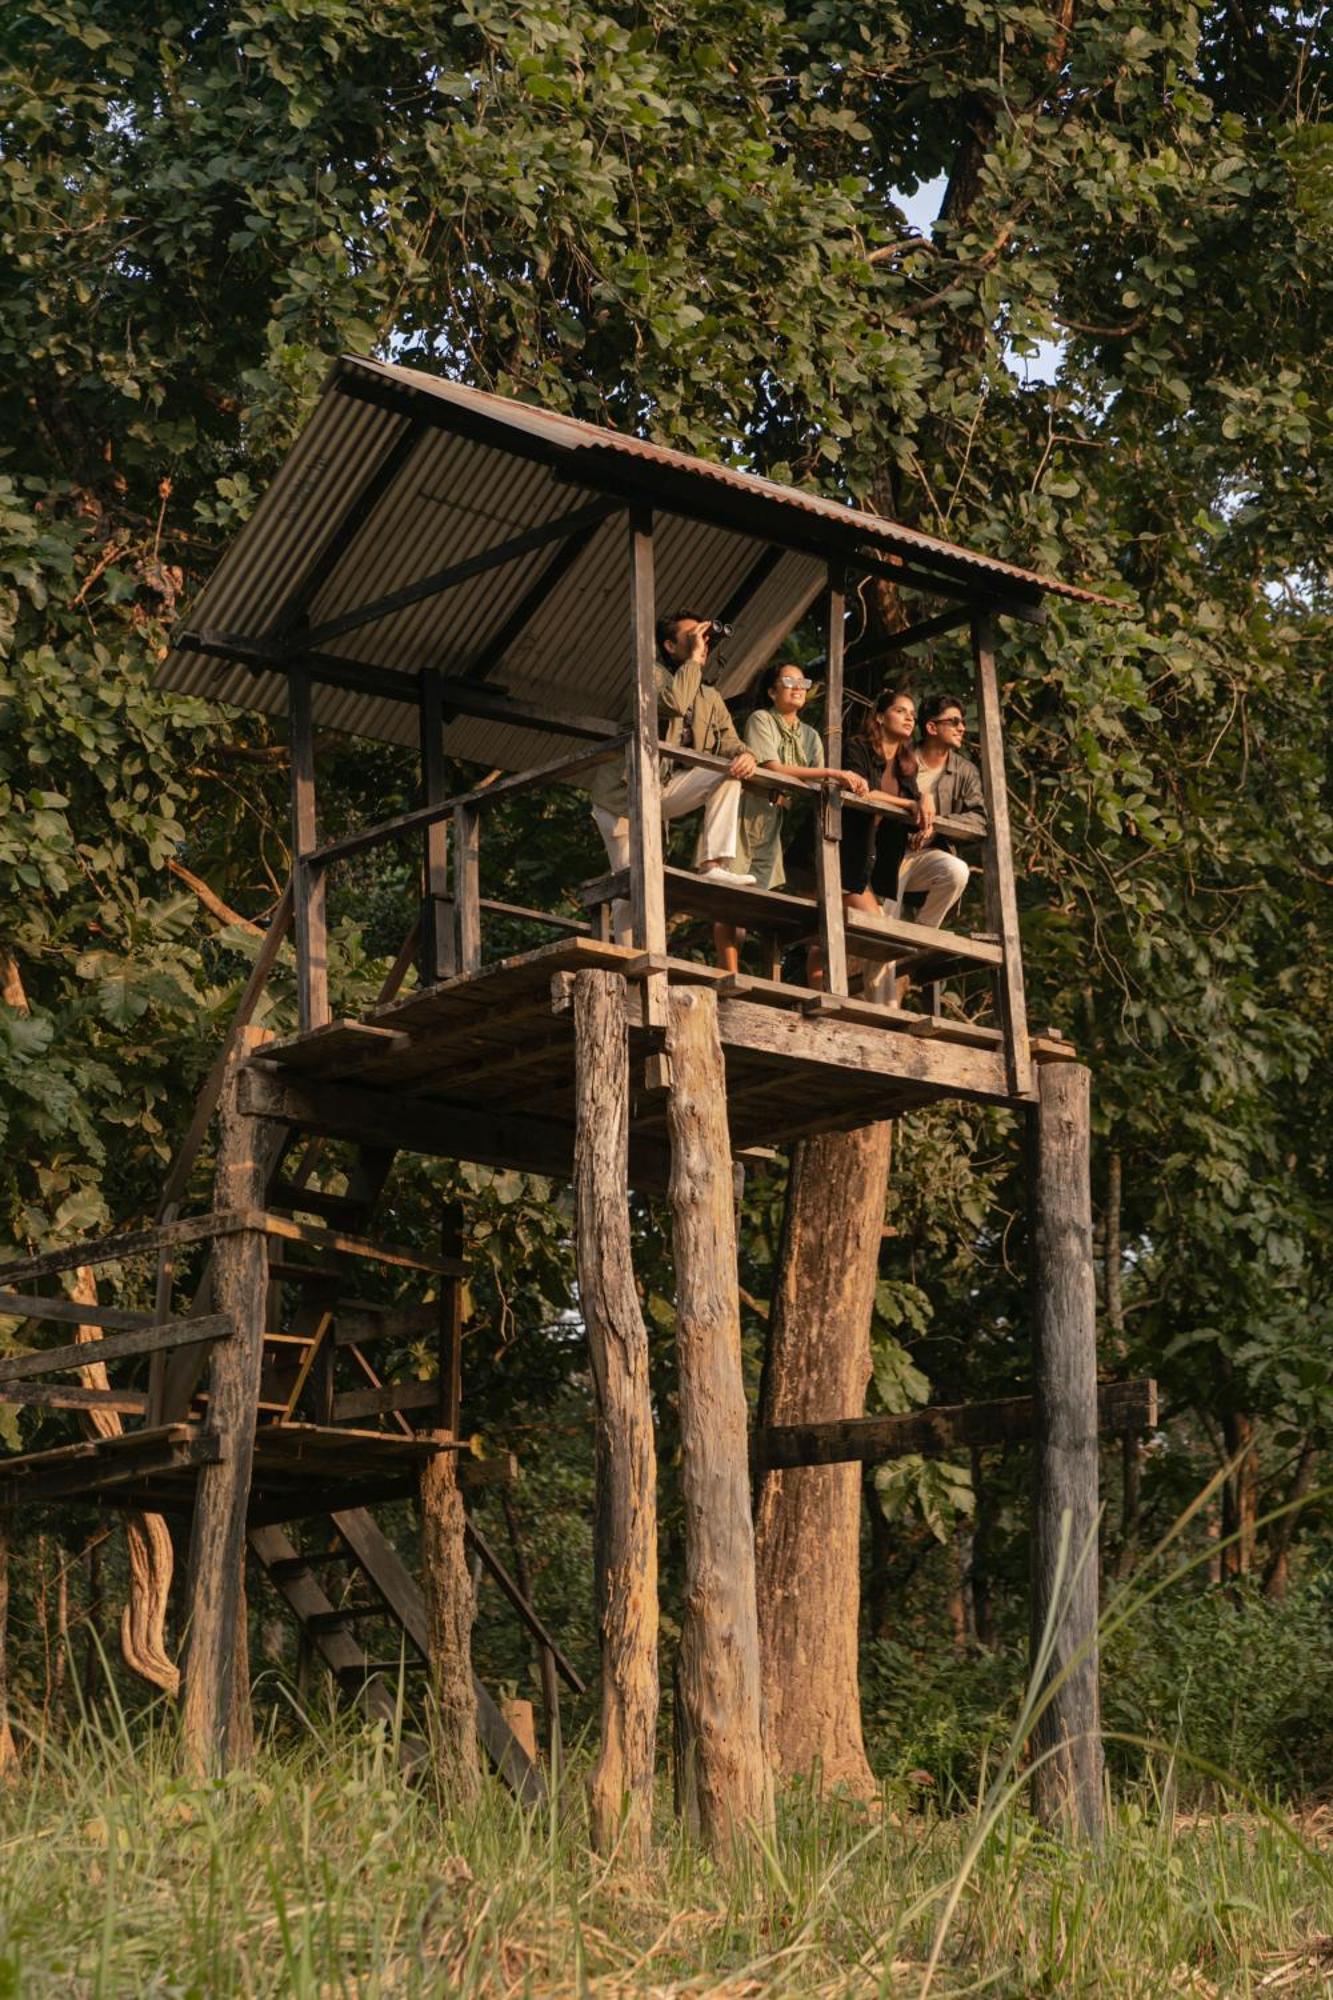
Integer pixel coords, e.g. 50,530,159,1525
839,688,934,909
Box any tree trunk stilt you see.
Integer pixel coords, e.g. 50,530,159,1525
665,984,771,1855
180,1026,272,1773
573,970,659,1861
68,1267,180,1695
226,1569,255,1765
1029,1060,1103,1844
754,1124,890,1799
420,1440,480,1800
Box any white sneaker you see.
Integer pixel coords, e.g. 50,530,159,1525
699,863,755,885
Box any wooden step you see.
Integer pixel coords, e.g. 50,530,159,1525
267,1181,369,1228
305,1604,386,1634
332,1658,427,1681
327,1506,545,1804
265,1549,359,1582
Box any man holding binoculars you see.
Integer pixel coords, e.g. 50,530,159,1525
589,610,757,963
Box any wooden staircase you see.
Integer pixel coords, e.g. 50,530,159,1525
250,1504,546,1803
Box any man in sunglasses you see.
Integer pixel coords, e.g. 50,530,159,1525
889,690,987,929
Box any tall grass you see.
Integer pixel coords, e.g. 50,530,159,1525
1,1688,1331,1996
5,1477,1332,1994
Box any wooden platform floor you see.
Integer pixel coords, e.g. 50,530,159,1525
0,1421,442,1520
250,938,1040,1189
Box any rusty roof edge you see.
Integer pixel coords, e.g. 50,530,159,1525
334,353,1123,612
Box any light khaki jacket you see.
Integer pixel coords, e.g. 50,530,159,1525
588,654,744,819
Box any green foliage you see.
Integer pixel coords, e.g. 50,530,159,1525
1105,1577,1333,1799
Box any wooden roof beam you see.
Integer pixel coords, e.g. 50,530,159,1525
465,506,621,685
175,632,621,742
303,497,621,649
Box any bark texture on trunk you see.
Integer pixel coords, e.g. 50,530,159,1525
1029,1061,1103,1845
181,1026,271,1773
68,1266,180,1696
573,969,659,1861
420,1440,480,1801
666,985,771,1854
754,1123,892,1800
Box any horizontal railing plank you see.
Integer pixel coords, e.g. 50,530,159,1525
305,737,629,869
657,742,981,843
0,1383,150,1413
752,1380,1157,1470
0,1313,233,1385
0,1292,154,1333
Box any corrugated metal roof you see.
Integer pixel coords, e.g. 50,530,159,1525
163,354,1113,764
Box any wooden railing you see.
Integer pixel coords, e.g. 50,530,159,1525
290,736,629,1030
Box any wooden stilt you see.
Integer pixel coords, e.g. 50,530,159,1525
227,1568,255,1766
420,1438,480,1800
753,1122,891,1799
665,984,771,1855
180,1026,273,1773
1029,1059,1103,1842
573,969,659,1861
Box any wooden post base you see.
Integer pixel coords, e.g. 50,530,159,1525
1029,1060,1103,1843
573,970,659,1861
666,985,771,1854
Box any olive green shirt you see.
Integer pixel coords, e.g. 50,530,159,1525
736,708,824,890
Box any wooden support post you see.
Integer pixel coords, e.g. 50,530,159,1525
420,1441,480,1801
289,666,330,1031
625,509,667,1027
970,609,1032,1097
454,801,481,975
438,1200,464,1436
665,985,771,1854
180,1026,274,1773
815,572,848,996
1029,1059,1103,1843
418,670,455,985
573,970,659,1860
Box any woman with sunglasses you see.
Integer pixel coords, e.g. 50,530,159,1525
735,660,868,890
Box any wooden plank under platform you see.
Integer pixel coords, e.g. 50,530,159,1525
246,936,1028,1185
0,1425,220,1508
0,1419,453,1517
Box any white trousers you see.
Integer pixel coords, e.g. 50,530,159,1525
862,847,971,1003
885,846,970,928
593,767,742,944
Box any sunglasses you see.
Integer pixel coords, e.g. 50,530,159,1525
776,677,812,691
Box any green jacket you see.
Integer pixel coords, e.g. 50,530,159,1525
588,654,745,819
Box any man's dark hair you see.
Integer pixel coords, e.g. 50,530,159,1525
919,691,965,732
656,609,709,665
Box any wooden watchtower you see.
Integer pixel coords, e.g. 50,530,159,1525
0,357,1145,1841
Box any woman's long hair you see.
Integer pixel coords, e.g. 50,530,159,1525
859,687,918,785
